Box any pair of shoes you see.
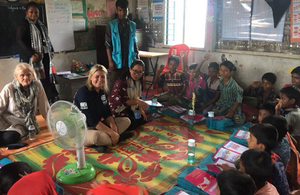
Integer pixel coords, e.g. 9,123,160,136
118,131,134,143
91,145,107,153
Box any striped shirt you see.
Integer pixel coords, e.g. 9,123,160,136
160,70,187,95
216,77,243,108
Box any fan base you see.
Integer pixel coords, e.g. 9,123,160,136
56,162,95,184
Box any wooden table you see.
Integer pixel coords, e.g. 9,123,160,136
58,74,88,102
139,51,168,97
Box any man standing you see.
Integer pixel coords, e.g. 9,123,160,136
105,0,139,91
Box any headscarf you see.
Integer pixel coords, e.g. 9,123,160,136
126,76,142,111
13,79,39,136
25,16,52,80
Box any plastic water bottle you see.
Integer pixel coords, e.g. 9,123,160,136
188,109,195,128
152,97,157,106
187,139,196,163
28,125,36,140
206,111,214,129
134,110,141,119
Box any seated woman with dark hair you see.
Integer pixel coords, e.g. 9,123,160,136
109,59,149,130
0,63,49,146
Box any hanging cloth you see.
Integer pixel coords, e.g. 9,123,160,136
265,0,291,28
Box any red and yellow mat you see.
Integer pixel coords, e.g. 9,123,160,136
8,116,229,195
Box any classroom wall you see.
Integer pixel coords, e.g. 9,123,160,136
0,0,297,95
0,50,96,90
1,48,298,94
148,48,299,93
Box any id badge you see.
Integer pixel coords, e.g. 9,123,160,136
134,110,141,119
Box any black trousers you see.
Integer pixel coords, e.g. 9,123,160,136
41,54,59,101
0,131,21,146
127,109,147,130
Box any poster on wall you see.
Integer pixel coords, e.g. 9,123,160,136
152,0,163,20
291,0,300,42
86,0,106,18
71,0,83,14
137,0,149,23
73,17,86,31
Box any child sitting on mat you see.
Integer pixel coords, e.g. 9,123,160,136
247,124,289,195
258,101,276,123
239,149,279,195
154,55,188,106
180,53,210,109
276,86,300,153
244,72,278,108
216,169,256,195
211,60,244,125
193,55,220,115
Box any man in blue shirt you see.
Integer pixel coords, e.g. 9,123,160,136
105,0,139,91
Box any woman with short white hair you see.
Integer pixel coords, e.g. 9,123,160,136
0,63,49,146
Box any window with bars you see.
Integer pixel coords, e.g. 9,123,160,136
164,0,208,48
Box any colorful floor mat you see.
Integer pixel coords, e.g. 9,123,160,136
8,116,229,195
0,115,54,158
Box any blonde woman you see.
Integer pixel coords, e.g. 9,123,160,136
73,64,131,151
0,63,49,146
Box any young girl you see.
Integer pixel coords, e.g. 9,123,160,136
212,61,244,123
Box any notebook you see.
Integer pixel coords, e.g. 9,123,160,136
184,168,217,194
180,114,206,124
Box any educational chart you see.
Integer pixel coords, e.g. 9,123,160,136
86,0,106,18
291,0,300,42
71,0,83,14
45,0,75,52
251,0,285,42
137,0,149,23
221,0,251,40
152,0,163,20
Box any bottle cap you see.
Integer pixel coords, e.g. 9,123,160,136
28,125,35,131
188,139,195,147
208,111,214,117
188,109,195,116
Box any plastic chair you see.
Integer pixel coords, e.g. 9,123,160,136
162,44,190,73
150,44,189,97
286,133,300,191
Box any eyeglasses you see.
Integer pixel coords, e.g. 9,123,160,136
131,69,144,75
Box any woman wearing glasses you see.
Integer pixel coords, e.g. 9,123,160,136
109,59,149,130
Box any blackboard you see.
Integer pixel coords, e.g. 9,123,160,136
0,3,46,58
